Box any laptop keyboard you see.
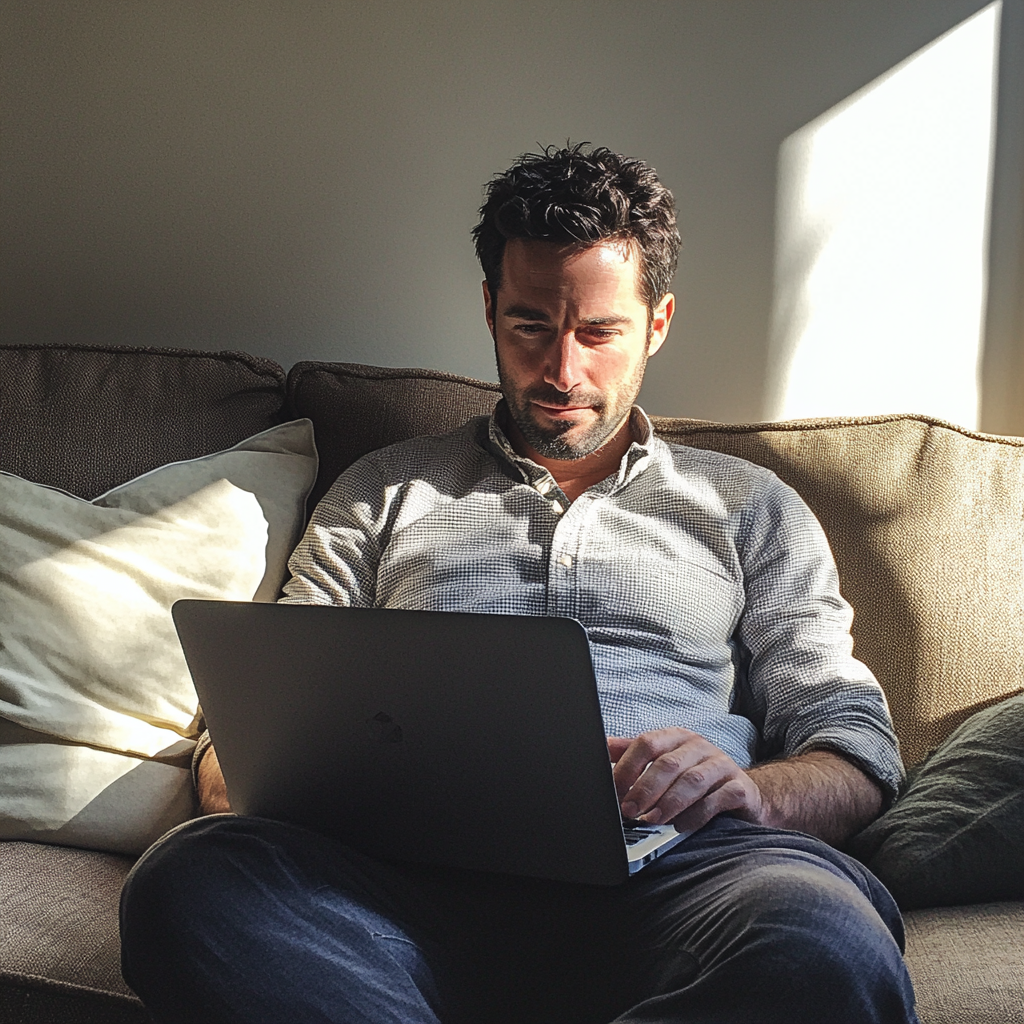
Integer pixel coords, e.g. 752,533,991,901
621,818,662,846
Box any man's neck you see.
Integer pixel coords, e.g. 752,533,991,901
504,413,635,503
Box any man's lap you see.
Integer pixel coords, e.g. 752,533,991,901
121,814,914,1024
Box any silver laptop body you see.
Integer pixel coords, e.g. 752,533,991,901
172,601,688,886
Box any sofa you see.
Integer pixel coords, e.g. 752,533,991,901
0,342,1021,1024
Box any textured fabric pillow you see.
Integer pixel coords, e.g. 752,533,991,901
0,343,288,500
846,691,1024,909
0,419,317,854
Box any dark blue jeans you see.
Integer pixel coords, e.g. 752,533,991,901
120,814,919,1024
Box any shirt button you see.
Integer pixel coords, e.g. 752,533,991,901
551,501,564,515
537,479,551,494
557,554,573,568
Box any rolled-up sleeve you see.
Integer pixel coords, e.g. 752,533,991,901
735,474,905,801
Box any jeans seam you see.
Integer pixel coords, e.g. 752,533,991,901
371,931,418,946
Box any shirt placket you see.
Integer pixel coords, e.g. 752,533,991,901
532,472,587,620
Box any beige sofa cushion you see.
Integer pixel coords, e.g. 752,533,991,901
651,413,1024,767
903,902,1024,1023
0,840,147,1022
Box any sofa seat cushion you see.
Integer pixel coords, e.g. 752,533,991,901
0,344,287,499
903,901,1024,1023
0,840,149,1023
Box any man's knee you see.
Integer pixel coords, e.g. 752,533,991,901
120,816,241,980
722,854,898,953
715,855,915,1016
123,815,249,925
121,816,446,1024
122,816,323,1014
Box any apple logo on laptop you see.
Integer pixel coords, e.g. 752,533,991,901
366,711,403,743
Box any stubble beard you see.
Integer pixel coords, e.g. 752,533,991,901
497,348,649,461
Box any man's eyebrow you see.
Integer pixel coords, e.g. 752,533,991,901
500,307,635,328
501,304,552,321
579,315,634,328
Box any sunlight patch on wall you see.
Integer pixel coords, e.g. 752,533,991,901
766,2,1001,429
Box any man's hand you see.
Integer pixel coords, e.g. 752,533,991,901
197,743,232,815
609,729,884,846
609,728,766,834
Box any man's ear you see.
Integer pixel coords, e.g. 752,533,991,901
646,293,674,357
482,281,496,339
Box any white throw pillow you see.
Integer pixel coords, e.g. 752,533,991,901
0,718,199,857
0,419,317,853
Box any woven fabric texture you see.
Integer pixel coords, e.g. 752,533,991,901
286,361,500,512
0,344,287,499
0,841,140,1003
655,414,1024,766
903,902,1024,1023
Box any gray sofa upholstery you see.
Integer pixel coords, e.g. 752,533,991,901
1,344,1020,1022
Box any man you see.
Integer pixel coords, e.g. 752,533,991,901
121,145,919,1023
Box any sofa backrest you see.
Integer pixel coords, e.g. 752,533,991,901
0,345,288,499
289,362,1024,767
287,361,502,511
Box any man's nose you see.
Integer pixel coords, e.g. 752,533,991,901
544,332,583,393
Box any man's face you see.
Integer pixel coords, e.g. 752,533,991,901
484,238,673,461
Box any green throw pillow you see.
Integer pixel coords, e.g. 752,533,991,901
846,692,1024,910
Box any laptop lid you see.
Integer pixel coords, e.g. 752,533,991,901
173,600,643,886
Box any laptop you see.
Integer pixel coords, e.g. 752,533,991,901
171,600,689,886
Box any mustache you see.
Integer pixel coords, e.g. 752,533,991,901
522,384,605,408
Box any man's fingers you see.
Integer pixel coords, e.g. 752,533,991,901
607,736,632,762
612,728,765,831
645,774,753,827
612,728,703,800
664,794,722,836
625,751,735,821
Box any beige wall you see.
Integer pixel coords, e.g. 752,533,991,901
3,1,1021,424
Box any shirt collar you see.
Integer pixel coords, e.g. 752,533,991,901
484,400,655,495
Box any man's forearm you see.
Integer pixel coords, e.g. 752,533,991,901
747,749,883,846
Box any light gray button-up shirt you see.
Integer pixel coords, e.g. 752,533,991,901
282,404,904,798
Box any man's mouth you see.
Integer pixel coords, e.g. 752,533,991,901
532,402,591,417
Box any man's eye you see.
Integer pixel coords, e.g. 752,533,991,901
513,324,547,334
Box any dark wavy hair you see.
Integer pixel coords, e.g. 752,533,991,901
473,144,680,319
